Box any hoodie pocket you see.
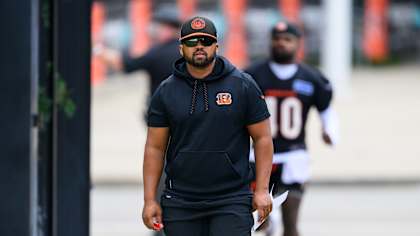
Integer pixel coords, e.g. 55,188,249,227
167,151,243,194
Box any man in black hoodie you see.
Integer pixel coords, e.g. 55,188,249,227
142,16,274,236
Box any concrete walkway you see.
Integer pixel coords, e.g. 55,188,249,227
91,184,420,236
91,66,420,184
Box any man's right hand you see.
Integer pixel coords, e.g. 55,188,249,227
94,45,123,71
142,200,164,231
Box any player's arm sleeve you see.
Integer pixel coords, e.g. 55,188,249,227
319,107,339,145
314,74,333,112
243,74,270,125
315,74,339,144
122,50,153,73
147,86,169,127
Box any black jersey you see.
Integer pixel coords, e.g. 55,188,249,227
245,61,332,153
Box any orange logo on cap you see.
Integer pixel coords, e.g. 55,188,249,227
191,18,206,30
216,93,232,105
276,22,287,31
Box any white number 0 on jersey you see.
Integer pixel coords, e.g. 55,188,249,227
266,96,302,139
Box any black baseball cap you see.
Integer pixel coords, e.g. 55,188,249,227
180,16,217,41
271,21,302,38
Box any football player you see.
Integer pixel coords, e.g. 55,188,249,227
247,21,338,236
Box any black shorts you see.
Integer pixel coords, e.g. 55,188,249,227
161,194,253,236
250,163,305,197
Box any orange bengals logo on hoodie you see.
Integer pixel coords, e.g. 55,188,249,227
216,92,232,105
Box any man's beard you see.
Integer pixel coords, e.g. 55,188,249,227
185,50,215,68
271,47,295,64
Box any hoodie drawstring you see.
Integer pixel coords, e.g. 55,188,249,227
203,82,209,112
190,80,198,115
189,80,209,115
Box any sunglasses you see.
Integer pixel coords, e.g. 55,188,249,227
182,37,216,47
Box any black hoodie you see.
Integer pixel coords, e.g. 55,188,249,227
148,56,270,200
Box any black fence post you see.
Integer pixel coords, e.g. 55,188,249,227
0,0,33,235
0,0,91,235
53,0,91,235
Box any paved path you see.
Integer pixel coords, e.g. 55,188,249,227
91,184,420,236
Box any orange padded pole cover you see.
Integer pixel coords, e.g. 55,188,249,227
130,0,152,56
91,1,106,85
222,0,248,69
363,0,389,62
177,0,197,20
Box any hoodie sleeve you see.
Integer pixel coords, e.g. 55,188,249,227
314,73,333,112
147,85,169,127
242,73,270,125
